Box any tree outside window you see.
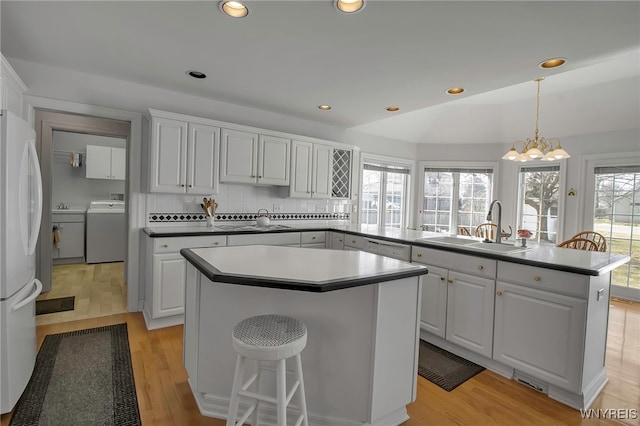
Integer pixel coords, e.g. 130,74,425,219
517,165,560,243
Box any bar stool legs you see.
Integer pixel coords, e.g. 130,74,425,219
226,314,308,426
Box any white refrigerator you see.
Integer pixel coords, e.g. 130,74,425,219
0,111,43,414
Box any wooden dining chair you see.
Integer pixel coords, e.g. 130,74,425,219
570,231,607,252
474,223,497,240
458,227,472,236
557,237,599,251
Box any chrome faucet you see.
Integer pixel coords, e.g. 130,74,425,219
485,200,512,244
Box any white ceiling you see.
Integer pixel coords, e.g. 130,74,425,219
2,0,639,145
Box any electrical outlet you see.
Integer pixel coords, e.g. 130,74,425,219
273,202,283,213
316,205,328,213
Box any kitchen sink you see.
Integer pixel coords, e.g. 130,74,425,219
416,236,479,246
466,242,532,253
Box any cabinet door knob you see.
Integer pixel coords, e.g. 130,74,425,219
417,253,422,257
440,276,445,281
338,239,343,242
447,279,454,284
351,240,356,244
213,242,219,246
477,265,484,270
533,276,541,282
312,236,316,240
188,184,193,187
163,244,168,248
497,290,503,296
258,176,262,178
180,184,185,187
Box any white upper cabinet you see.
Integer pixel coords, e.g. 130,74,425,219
86,145,126,180
258,135,290,185
220,128,290,186
149,115,220,194
290,140,333,198
187,123,221,194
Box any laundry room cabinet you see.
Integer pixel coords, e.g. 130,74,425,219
52,212,85,263
86,145,125,180
148,112,220,194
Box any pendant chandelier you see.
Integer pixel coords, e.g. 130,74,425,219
502,77,570,162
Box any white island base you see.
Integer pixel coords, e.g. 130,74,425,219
183,263,423,426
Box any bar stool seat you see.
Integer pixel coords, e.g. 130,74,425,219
226,314,309,426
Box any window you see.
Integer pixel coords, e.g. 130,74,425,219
516,165,561,243
361,161,411,230
421,167,494,235
594,165,640,291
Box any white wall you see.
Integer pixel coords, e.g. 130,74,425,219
52,131,126,208
9,58,418,160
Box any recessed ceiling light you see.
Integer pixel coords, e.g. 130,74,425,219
539,57,566,69
219,1,248,18
335,0,365,13
446,87,464,95
386,106,399,112
187,70,207,79
318,105,332,110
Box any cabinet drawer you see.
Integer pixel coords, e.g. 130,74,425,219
154,235,227,253
497,261,588,299
301,231,326,245
343,234,366,250
52,213,85,223
412,246,496,279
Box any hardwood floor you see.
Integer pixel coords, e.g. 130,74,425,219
35,262,128,325
2,299,638,425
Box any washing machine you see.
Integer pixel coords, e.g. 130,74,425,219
86,200,125,263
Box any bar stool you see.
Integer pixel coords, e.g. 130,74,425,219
226,314,309,426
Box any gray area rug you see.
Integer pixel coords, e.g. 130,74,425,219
35,296,75,315
418,340,485,391
9,323,141,426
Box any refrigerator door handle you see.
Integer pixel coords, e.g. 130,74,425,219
11,279,43,311
26,139,43,255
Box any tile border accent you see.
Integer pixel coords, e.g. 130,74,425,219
149,212,350,223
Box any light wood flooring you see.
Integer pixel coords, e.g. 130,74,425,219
35,262,128,325
1,298,638,425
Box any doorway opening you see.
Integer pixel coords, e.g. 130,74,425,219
35,110,131,325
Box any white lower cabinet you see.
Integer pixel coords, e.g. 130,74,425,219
493,280,586,392
300,231,326,248
328,232,345,250
143,235,226,330
152,253,187,319
412,246,496,358
52,213,85,263
418,266,448,338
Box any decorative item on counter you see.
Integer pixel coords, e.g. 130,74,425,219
256,209,271,227
202,197,218,227
516,229,532,247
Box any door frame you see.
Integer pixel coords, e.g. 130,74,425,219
27,97,143,312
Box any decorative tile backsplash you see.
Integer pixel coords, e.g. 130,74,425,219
148,212,350,224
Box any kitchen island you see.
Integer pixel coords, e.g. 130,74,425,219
180,245,429,426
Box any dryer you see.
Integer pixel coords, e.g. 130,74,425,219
86,200,125,263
